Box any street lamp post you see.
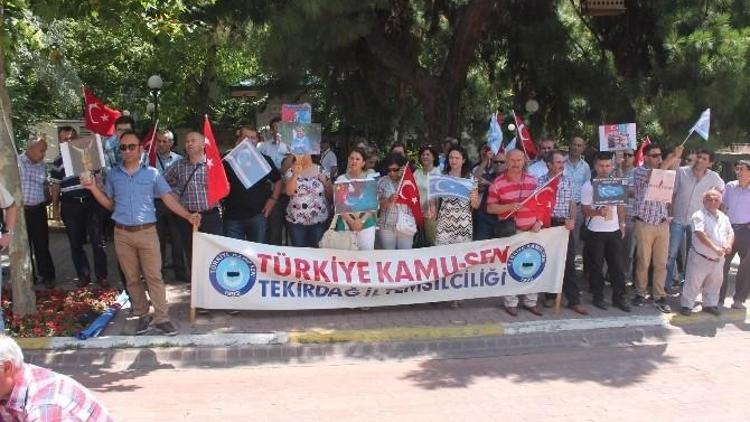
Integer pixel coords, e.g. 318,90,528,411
147,75,163,122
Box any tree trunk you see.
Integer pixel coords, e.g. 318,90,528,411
0,9,36,316
366,0,497,142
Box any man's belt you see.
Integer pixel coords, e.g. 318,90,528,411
61,195,92,204
115,222,156,232
635,217,667,224
691,247,720,263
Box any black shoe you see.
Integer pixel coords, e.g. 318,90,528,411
679,307,692,316
631,295,646,307
43,279,56,290
654,298,672,313
665,286,681,297
613,299,632,313
135,315,153,335
155,321,179,336
703,306,721,316
593,298,608,310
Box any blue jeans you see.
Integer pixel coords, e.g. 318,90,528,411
224,214,268,243
287,222,326,248
666,221,692,290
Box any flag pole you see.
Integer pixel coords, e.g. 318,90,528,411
680,131,692,147
499,171,561,220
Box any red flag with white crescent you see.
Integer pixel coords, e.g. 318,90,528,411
513,111,537,159
83,86,121,136
533,172,561,227
634,135,651,167
395,165,424,226
203,116,230,206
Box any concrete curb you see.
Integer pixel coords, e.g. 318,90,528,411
15,308,748,351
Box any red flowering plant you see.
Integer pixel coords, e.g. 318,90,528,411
2,287,119,337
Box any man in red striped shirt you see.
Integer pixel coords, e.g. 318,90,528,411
0,335,113,421
487,149,543,317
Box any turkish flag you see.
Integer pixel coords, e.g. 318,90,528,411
83,86,121,136
532,172,561,228
395,165,424,226
513,111,537,159
203,115,230,206
141,122,158,167
634,135,651,167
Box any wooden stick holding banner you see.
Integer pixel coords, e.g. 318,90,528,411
190,223,198,324
498,172,561,220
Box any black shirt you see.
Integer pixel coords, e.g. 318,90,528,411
222,154,281,220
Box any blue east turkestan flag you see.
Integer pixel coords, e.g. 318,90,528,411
486,112,503,155
428,175,474,200
690,108,711,141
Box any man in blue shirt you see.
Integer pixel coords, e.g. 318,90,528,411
84,131,200,336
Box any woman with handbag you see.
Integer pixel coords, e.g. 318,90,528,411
414,145,441,246
284,154,332,247
376,153,416,249
334,148,377,250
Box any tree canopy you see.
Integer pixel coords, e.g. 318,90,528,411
4,0,750,149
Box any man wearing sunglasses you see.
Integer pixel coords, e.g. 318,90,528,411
632,143,683,313
83,131,201,336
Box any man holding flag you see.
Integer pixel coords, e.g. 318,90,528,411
164,121,229,281
486,149,543,317
539,151,587,315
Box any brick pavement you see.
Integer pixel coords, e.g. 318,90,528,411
19,231,749,337
37,324,750,421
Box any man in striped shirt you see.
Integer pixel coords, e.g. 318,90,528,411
19,136,56,288
487,149,543,317
0,335,113,421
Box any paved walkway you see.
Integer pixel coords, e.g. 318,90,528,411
12,230,748,338
41,324,750,421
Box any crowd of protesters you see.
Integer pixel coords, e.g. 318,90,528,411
3,114,748,336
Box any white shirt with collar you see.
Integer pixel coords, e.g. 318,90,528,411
691,207,733,260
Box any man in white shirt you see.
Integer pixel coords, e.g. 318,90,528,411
526,138,555,181
319,138,338,178
580,152,631,312
258,117,291,246
680,188,733,316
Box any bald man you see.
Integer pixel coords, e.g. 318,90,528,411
164,131,224,281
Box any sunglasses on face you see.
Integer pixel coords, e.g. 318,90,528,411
623,153,634,157
647,154,661,158
493,160,505,164
119,143,139,151
387,167,401,173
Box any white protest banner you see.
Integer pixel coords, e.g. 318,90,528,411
191,227,568,310
645,169,676,203
224,140,272,189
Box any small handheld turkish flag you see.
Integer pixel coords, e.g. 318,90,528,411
634,135,651,167
395,165,424,226
203,115,230,206
513,111,537,159
83,86,121,136
533,173,561,228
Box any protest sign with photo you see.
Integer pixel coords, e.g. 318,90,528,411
592,178,628,206
598,123,636,151
60,134,106,178
645,169,676,203
279,122,321,155
334,178,379,214
224,140,272,189
281,103,312,124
